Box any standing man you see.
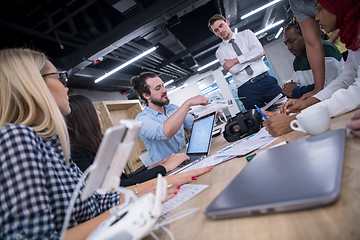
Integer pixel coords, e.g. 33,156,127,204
131,72,208,164
208,14,282,110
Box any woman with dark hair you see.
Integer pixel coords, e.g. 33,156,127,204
66,94,202,186
278,0,360,136
66,95,103,171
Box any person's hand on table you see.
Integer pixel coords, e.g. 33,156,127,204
135,181,181,202
280,99,304,114
165,166,213,187
133,166,213,203
346,109,360,137
282,80,297,98
299,88,322,100
280,97,320,115
148,153,189,171
261,109,296,137
162,153,190,172
147,157,167,170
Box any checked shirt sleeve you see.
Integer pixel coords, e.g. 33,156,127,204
0,125,120,239
0,125,61,239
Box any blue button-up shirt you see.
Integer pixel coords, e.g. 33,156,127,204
135,104,194,163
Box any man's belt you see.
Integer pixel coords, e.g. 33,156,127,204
243,71,269,85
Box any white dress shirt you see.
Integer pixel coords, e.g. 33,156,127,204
215,29,269,88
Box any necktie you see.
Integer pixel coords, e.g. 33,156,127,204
229,39,254,75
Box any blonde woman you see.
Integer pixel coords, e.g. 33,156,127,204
0,48,211,239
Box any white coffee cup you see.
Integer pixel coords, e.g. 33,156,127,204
290,104,330,135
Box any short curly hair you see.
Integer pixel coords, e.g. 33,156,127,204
130,72,158,105
284,16,302,36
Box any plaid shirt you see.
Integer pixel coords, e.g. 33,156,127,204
0,124,119,239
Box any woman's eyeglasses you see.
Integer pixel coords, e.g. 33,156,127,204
42,71,68,86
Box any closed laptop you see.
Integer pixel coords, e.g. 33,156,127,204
204,128,346,220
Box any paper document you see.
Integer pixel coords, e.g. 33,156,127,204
177,127,277,174
216,127,277,158
162,184,209,214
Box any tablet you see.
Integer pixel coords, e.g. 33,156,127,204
81,120,142,200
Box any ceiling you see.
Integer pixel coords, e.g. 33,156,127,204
0,0,292,99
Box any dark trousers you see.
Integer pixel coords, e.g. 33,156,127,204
237,75,282,110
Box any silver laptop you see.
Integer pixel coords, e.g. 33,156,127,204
204,128,346,219
167,111,216,175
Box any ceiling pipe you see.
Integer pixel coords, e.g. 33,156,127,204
0,19,79,48
53,0,202,72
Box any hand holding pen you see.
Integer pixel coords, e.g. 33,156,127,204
257,107,296,137
254,105,268,120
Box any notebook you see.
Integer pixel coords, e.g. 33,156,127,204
167,111,216,175
204,128,346,219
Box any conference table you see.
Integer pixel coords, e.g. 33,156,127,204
147,109,360,240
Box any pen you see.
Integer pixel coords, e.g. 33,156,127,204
254,105,268,120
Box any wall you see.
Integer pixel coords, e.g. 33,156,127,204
167,80,202,107
71,37,294,107
263,36,295,86
69,89,128,104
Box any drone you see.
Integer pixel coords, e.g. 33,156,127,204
189,99,234,122
61,121,180,240
87,174,168,240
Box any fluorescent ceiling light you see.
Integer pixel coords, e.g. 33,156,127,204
197,59,220,71
224,72,232,78
95,46,158,83
167,83,188,94
275,27,284,39
164,79,174,87
202,86,218,95
255,20,284,36
241,0,282,20
167,87,180,94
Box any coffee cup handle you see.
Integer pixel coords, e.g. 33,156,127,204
290,120,307,133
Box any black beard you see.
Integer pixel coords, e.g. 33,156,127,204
151,97,170,107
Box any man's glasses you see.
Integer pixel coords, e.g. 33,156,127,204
42,71,68,86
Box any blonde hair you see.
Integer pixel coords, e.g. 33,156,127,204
0,48,70,163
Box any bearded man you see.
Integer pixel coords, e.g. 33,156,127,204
131,72,208,163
